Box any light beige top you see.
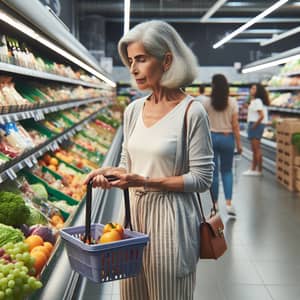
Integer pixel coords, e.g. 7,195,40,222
202,97,238,132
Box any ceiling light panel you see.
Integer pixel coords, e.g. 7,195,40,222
213,0,289,49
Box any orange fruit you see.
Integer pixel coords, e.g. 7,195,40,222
47,165,57,171
43,154,52,164
25,235,44,252
31,246,51,259
99,230,121,244
43,242,54,254
31,251,47,275
51,214,64,226
50,157,59,166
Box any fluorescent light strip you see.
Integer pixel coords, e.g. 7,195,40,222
260,25,300,46
0,10,116,87
213,0,288,49
228,38,269,43
242,29,283,35
124,0,131,35
200,0,228,23
242,53,300,73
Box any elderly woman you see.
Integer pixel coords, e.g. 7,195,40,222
84,20,214,300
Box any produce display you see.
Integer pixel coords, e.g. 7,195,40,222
269,92,300,109
0,241,43,300
0,12,122,299
0,111,122,298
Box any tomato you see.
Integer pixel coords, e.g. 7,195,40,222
103,222,124,238
99,230,122,244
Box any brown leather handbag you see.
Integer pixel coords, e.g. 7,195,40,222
183,99,227,259
196,191,227,259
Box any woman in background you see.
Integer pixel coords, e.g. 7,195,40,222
243,83,270,176
203,74,242,215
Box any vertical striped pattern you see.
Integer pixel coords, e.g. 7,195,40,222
120,190,196,300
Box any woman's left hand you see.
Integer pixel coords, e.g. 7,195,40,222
110,173,145,189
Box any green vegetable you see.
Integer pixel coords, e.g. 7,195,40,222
0,191,30,226
26,206,48,226
0,223,24,247
30,183,48,204
292,133,300,154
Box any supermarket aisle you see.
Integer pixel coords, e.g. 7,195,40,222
94,157,300,300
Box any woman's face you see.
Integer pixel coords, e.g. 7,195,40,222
250,85,257,97
127,42,164,90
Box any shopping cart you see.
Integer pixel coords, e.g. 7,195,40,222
60,177,149,283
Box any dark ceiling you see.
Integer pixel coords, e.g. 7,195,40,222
75,0,300,67
77,0,300,20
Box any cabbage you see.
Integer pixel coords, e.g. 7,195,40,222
0,223,24,247
25,206,48,226
30,183,48,204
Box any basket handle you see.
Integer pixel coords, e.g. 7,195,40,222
84,179,93,243
84,176,133,243
103,175,133,230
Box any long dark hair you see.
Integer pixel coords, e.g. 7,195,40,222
253,83,270,106
211,74,229,111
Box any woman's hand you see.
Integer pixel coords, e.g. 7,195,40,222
110,173,145,189
237,145,243,154
83,167,126,188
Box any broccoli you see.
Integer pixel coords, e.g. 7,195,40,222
0,191,30,227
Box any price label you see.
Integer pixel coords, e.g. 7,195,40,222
4,115,11,123
6,169,17,180
12,114,19,122
39,111,45,120
17,161,24,170
25,158,33,168
31,156,38,164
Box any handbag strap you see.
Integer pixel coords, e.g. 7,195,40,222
183,100,217,222
196,191,217,223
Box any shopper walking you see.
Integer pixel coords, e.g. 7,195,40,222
243,83,270,176
202,74,242,215
84,20,214,300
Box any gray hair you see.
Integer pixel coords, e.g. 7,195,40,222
118,20,198,89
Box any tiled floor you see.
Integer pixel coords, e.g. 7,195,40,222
84,157,300,300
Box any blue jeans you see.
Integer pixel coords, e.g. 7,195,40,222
211,132,235,202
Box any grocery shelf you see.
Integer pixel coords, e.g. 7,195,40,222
283,71,300,77
268,106,300,114
0,62,104,89
0,106,105,183
0,96,104,124
268,86,300,92
28,126,123,300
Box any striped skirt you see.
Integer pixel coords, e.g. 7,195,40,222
120,190,197,300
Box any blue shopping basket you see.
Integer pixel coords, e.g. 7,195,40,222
60,177,149,283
